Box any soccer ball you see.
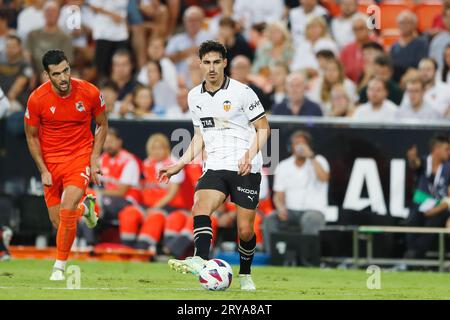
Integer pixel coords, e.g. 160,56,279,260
198,259,233,291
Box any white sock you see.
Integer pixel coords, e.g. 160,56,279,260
54,260,67,271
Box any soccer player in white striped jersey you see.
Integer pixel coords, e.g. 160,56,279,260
158,40,270,291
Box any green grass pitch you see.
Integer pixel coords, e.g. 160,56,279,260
0,259,449,299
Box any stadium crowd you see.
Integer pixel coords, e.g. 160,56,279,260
0,0,449,120
0,0,449,261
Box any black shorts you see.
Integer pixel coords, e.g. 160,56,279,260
195,170,262,210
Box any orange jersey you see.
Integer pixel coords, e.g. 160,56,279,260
24,78,106,164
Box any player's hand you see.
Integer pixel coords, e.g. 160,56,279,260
238,155,252,176
301,143,315,159
158,162,184,183
278,208,288,222
41,171,53,187
90,161,102,186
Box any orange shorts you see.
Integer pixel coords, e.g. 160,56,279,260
44,154,91,207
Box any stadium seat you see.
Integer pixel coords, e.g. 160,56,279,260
358,0,376,15
380,29,401,50
17,195,53,236
414,2,444,33
321,0,341,17
379,2,414,30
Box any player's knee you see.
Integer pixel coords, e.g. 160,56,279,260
238,225,254,241
50,217,59,229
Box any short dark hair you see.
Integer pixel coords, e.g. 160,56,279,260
374,54,394,70
198,40,227,60
219,16,236,29
107,127,121,139
42,49,69,72
362,41,384,53
430,135,450,150
6,33,21,45
0,8,9,22
316,49,335,60
369,76,389,91
99,79,119,92
290,130,312,146
112,48,133,64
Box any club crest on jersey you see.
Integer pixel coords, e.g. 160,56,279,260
223,100,232,112
75,101,86,112
50,106,56,114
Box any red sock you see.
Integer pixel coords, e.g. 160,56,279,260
56,209,79,261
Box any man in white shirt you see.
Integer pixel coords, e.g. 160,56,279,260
331,0,364,49
396,78,440,120
429,5,450,70
0,87,11,118
263,130,328,257
17,0,45,42
352,78,398,121
233,0,285,40
160,40,270,291
289,0,328,46
165,6,212,85
88,0,129,78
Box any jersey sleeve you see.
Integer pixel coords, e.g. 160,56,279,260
24,92,40,126
242,86,266,123
90,84,106,117
187,91,201,127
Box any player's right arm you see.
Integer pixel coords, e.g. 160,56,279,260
24,123,52,186
158,126,204,182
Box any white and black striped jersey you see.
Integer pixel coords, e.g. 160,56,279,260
188,76,266,173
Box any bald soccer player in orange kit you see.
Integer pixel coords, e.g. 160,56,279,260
24,49,108,281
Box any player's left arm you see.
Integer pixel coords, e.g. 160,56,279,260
239,87,271,176
238,116,271,176
90,111,108,185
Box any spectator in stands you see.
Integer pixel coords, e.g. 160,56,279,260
290,16,338,75
0,34,33,110
352,78,398,122
272,72,322,116
340,15,375,83
404,136,450,260
26,0,73,81
315,49,336,76
359,54,403,105
308,57,357,115
58,0,94,73
208,0,234,38
99,80,120,118
165,6,212,84
396,78,440,120
118,133,190,253
430,0,450,36
439,43,450,83
329,83,355,117
217,17,254,75
230,55,271,111
263,130,328,255
289,0,328,47
0,9,10,63
131,85,154,119
252,21,293,77
130,0,169,69
268,62,289,108
142,59,177,114
390,10,428,83
17,0,45,42
166,87,191,118
358,41,385,91
429,4,450,70
331,0,363,50
89,0,129,79
233,0,285,40
402,57,450,117
79,128,141,246
111,49,137,102
0,86,11,118
136,37,178,93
